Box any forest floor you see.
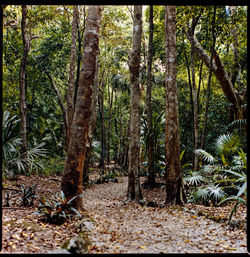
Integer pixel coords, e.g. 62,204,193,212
1,170,248,254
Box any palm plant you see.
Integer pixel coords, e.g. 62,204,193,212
218,151,247,223
184,133,246,208
2,110,47,177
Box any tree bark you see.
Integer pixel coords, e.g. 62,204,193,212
83,55,99,183
164,6,184,205
19,5,29,165
146,5,155,186
127,5,143,201
66,5,79,150
61,6,102,210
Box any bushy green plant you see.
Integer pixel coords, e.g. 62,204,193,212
35,191,83,225
2,111,47,178
184,133,247,208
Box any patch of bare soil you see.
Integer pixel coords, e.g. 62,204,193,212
1,172,248,254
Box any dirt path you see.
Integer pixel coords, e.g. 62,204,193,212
84,177,247,254
1,174,248,254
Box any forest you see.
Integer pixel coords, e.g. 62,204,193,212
1,5,248,254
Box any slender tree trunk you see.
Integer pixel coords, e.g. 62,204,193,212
61,6,102,210
127,5,143,201
74,6,86,106
83,55,99,183
190,36,199,171
183,38,195,155
201,6,216,150
66,5,79,150
107,84,114,168
197,60,203,114
229,6,241,88
19,5,29,166
146,5,155,186
45,71,68,143
164,6,184,205
98,82,106,170
122,119,130,169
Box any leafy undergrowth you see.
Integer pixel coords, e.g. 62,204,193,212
1,171,248,254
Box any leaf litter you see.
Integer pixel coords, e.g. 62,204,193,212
1,172,248,253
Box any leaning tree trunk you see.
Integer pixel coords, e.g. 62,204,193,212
127,5,143,201
146,5,155,186
19,5,29,166
61,6,102,210
183,27,242,120
164,6,184,205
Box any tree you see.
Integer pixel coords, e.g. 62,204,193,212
183,20,243,121
19,5,29,165
189,14,201,171
200,6,216,150
61,6,102,210
164,6,184,205
127,5,143,201
146,5,155,186
66,5,79,150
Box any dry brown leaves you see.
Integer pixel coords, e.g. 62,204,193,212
1,173,248,254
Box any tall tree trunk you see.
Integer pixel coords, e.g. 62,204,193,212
107,83,114,168
164,6,184,205
197,60,203,114
122,119,130,169
45,71,68,143
66,5,79,150
61,6,102,210
190,33,199,172
98,82,106,170
201,6,216,150
83,55,99,183
146,5,155,186
74,6,87,106
127,5,143,201
19,5,29,166
183,37,195,154
229,6,241,88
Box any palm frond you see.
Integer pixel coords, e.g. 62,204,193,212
183,171,206,186
195,149,215,163
207,185,226,203
215,133,240,156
